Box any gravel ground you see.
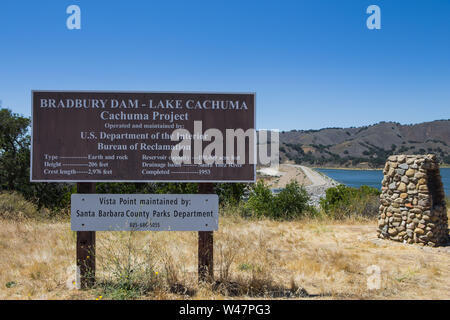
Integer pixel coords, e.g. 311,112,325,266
293,165,340,207
259,164,340,207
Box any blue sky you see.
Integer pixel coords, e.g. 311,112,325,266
0,0,449,130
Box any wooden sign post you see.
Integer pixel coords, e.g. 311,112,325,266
31,91,255,289
198,183,215,283
76,182,96,289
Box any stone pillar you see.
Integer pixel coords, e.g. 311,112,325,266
378,154,448,246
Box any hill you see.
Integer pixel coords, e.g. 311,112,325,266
279,120,450,168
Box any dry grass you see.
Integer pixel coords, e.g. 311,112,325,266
0,192,63,221
0,192,40,221
0,210,449,300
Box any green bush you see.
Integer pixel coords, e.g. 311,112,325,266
155,183,199,195
320,185,381,220
244,181,274,217
21,183,75,210
96,182,156,194
215,183,248,205
245,180,311,220
274,181,310,219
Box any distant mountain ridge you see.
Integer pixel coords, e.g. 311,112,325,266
279,120,450,168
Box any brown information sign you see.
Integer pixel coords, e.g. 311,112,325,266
31,91,255,182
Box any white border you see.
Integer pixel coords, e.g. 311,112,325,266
30,90,257,183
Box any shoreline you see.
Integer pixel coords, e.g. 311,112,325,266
313,166,450,170
312,167,383,171
298,166,340,207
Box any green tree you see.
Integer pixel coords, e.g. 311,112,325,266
215,183,247,205
274,180,310,219
0,108,73,210
0,109,30,191
245,180,310,219
245,180,274,217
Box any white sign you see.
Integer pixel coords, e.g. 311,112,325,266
71,194,218,231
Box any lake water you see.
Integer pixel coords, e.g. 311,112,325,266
316,168,450,196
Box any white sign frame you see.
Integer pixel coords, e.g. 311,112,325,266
71,194,219,231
